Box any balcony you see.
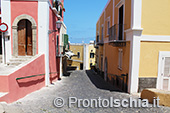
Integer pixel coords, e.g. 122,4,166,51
52,0,64,19
96,35,104,46
109,24,126,47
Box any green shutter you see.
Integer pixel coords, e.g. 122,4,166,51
56,35,59,53
64,34,68,47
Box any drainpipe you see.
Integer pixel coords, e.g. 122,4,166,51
45,31,50,86
59,31,62,78
60,50,62,78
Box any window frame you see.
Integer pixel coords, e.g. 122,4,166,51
118,48,123,70
107,17,110,36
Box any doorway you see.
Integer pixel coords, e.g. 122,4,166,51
157,52,170,91
118,5,124,40
80,63,83,70
17,19,32,56
104,57,108,81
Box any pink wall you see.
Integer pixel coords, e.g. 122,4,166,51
48,0,61,82
0,0,66,103
0,54,45,103
11,1,38,54
0,76,9,92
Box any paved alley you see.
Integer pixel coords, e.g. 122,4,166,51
0,70,170,113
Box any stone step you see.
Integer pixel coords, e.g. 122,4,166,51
67,70,75,74
9,58,28,62
7,56,32,66
67,66,77,71
7,62,21,66
12,56,32,59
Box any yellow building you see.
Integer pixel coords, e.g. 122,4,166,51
96,0,170,93
68,44,84,70
68,42,96,70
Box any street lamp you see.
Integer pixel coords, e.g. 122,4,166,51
48,20,62,34
56,20,62,30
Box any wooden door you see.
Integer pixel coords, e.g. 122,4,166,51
18,20,26,56
26,21,32,55
18,20,32,56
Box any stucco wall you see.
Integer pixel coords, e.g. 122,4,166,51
0,54,45,103
105,42,130,78
88,45,96,69
49,4,60,82
141,0,170,35
70,45,84,61
139,41,170,78
11,1,38,54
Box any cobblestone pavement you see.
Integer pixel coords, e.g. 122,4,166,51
1,70,170,113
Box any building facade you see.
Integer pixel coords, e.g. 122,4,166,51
96,0,170,93
0,0,67,103
68,42,96,71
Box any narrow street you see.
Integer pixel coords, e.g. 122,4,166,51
1,70,170,113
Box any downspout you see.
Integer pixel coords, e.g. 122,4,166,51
45,1,50,86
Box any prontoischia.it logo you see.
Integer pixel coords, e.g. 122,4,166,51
53,97,160,108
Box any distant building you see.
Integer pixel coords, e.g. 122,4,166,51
67,42,96,71
68,43,84,70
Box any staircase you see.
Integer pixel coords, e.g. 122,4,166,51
66,66,77,74
7,56,32,66
0,56,33,75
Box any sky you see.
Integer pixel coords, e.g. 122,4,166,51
64,0,108,44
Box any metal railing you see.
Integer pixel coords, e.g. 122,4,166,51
16,72,58,80
96,35,104,45
108,73,128,92
109,24,125,42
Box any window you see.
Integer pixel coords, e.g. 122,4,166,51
77,52,80,58
90,50,94,58
101,26,104,41
118,49,123,70
107,21,110,35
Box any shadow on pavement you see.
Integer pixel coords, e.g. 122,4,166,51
85,70,122,92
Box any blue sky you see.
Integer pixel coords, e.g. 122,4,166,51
64,0,107,43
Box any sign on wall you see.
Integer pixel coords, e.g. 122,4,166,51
0,23,8,32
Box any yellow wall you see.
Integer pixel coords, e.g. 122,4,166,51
105,42,130,76
99,12,104,41
105,0,113,38
139,42,170,78
88,45,96,69
95,0,132,74
141,0,170,35
70,45,84,61
69,45,84,70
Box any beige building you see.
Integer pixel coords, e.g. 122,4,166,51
68,42,96,70
68,44,84,70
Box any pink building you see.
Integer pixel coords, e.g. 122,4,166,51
0,0,67,103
